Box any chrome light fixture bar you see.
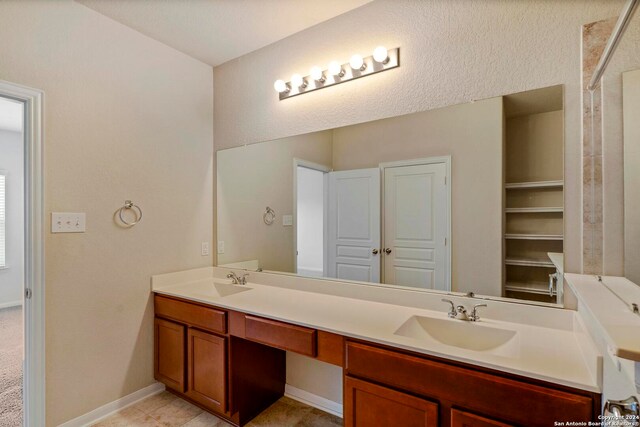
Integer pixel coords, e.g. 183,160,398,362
274,46,400,100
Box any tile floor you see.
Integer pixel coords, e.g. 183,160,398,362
92,391,342,427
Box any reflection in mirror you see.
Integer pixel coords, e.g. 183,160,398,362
217,85,564,306
623,69,640,285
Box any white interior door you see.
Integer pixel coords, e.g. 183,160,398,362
383,162,449,290
327,168,380,282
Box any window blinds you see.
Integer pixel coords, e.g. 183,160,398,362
0,174,5,268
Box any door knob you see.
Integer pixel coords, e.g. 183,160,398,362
384,248,392,255
372,249,379,255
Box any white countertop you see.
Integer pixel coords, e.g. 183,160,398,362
152,269,601,393
547,252,564,274
565,273,640,362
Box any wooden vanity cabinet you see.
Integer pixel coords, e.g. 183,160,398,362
186,328,227,413
345,376,439,426
345,341,599,427
155,294,600,427
154,295,229,416
153,295,287,426
154,317,186,392
450,409,512,427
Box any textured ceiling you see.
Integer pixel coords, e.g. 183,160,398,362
76,0,372,66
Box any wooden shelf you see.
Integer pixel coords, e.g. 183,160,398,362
505,258,555,267
505,207,563,213
505,180,564,189
505,281,555,296
505,233,563,241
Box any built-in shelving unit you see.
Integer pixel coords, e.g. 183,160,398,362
502,86,564,304
505,282,556,296
505,233,563,240
504,180,564,189
505,207,563,213
505,258,555,267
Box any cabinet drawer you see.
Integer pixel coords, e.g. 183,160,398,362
345,341,594,426
245,315,317,357
155,295,226,334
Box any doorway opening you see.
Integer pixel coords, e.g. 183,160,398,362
0,80,45,427
0,95,25,426
294,160,330,278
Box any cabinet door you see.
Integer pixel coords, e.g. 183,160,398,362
451,409,513,427
187,328,227,414
154,318,185,392
344,376,438,427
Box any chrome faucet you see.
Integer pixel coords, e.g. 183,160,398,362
441,299,458,319
469,304,487,322
227,271,249,285
441,299,487,322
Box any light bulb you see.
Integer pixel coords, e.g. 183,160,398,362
291,74,306,88
310,66,325,82
328,61,344,77
373,46,389,64
349,54,365,71
274,79,289,93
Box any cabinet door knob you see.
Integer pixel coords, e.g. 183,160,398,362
372,248,379,255
384,248,392,255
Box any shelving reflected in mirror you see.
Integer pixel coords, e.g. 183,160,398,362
216,85,565,306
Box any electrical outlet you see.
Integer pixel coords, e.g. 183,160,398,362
282,215,293,226
51,212,86,233
201,242,210,256
217,241,225,254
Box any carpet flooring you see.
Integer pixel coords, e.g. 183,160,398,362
0,306,22,427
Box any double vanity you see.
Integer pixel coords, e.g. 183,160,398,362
151,267,602,426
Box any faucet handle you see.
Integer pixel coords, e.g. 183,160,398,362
441,299,457,318
470,304,487,322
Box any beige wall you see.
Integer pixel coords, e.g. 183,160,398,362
217,131,332,273
332,97,504,296
0,1,214,425
0,130,24,307
505,111,564,183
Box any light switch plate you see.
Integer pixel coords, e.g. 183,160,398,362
52,212,86,233
282,215,293,226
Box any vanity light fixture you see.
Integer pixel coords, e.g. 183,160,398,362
310,66,326,83
291,74,307,89
349,54,366,71
273,46,400,100
373,46,389,64
328,61,345,78
273,79,290,93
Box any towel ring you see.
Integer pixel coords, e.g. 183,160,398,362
263,206,275,225
118,200,143,227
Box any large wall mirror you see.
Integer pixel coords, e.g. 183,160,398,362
624,69,640,286
217,85,565,306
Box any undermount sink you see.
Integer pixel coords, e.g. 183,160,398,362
394,315,519,357
186,281,252,299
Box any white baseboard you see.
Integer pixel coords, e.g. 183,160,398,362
0,300,22,310
284,384,343,418
57,382,165,427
